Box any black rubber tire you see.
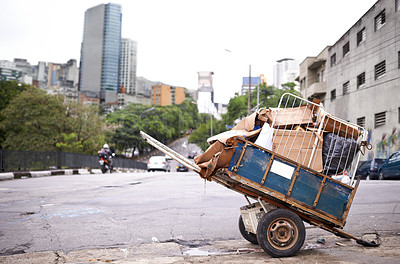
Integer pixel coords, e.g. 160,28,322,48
238,215,259,245
256,209,305,258
101,167,107,173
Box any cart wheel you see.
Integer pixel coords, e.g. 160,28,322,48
256,209,305,257
238,215,258,245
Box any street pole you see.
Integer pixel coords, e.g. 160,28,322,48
248,64,251,115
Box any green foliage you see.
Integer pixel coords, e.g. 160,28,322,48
56,133,84,153
189,117,227,151
260,82,302,108
222,93,248,126
0,87,105,154
61,102,106,154
0,81,29,147
106,99,201,155
0,87,66,151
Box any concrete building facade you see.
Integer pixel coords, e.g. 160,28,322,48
300,0,400,159
120,38,137,95
273,58,299,88
197,71,219,118
151,84,185,106
79,3,122,104
0,60,22,81
299,46,330,101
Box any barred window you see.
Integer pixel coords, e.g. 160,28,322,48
397,0,400,11
331,53,336,67
375,10,386,31
357,72,366,88
357,117,365,128
343,42,350,57
343,81,349,95
374,61,386,79
375,111,386,128
331,89,336,101
357,28,366,46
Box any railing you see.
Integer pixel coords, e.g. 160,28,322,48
0,149,146,172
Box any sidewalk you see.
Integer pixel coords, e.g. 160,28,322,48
0,168,146,181
0,235,399,264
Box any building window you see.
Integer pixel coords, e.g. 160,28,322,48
396,0,400,11
343,42,350,57
343,81,349,95
331,89,336,101
321,69,325,82
330,53,336,67
357,117,365,128
357,72,366,88
374,61,386,79
375,10,386,31
357,27,366,46
375,112,386,128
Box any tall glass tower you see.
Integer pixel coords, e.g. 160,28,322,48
79,3,122,104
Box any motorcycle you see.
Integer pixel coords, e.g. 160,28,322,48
98,151,114,173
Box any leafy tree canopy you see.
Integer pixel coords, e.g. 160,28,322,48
0,86,106,154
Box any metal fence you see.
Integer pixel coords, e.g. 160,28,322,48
0,149,147,172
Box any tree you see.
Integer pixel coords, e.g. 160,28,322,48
189,117,227,151
0,87,67,151
221,93,248,126
0,87,106,154
106,101,201,156
0,80,28,148
58,103,106,154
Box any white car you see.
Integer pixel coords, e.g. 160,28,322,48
147,156,171,172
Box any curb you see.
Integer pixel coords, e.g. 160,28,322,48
0,168,146,181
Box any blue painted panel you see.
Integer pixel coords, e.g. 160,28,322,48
290,169,321,206
263,159,293,194
228,143,244,172
236,145,271,184
316,179,351,219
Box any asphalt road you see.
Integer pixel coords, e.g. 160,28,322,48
0,171,400,260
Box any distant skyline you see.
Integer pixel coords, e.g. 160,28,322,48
0,0,378,104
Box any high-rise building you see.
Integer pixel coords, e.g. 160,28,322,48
119,38,137,95
79,3,122,104
273,58,299,88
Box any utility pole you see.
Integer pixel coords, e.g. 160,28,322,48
248,65,251,115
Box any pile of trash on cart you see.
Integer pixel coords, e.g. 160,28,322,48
194,95,367,186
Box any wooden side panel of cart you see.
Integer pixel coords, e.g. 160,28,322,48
220,137,360,229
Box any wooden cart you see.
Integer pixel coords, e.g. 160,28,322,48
140,93,379,257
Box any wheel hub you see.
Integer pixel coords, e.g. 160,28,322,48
269,219,296,247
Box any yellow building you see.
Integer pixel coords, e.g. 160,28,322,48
151,84,186,106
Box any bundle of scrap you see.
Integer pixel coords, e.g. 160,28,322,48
194,98,366,184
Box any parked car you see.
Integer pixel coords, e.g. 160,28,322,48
378,151,400,180
188,151,198,159
147,156,171,172
355,158,386,180
176,163,189,172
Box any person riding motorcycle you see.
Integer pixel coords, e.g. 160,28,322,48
98,144,115,172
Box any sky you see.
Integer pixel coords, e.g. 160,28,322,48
0,0,378,104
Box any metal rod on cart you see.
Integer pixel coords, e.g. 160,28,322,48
140,131,201,173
